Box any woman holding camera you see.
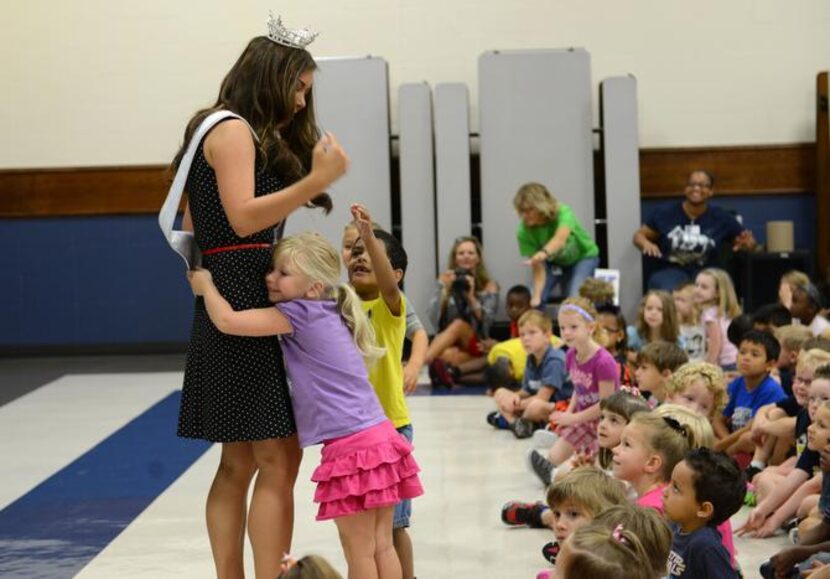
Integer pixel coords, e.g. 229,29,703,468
425,236,500,385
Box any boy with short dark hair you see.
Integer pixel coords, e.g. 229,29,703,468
634,341,689,405
490,310,573,438
715,330,787,454
664,448,745,578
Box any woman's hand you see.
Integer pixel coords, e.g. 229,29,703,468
187,268,214,296
464,274,476,301
733,229,757,252
523,250,548,267
640,240,662,258
311,131,350,189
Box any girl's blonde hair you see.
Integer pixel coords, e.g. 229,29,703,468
274,232,384,364
781,270,810,290
797,348,830,374
699,268,742,318
512,182,559,222
629,412,696,482
546,466,628,517
673,282,699,325
653,404,715,448
664,361,728,417
565,505,671,579
775,324,814,352
635,290,680,343
559,296,603,341
277,554,342,579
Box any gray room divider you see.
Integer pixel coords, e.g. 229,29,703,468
434,83,473,278
398,83,436,329
479,49,595,303
285,56,392,252
600,76,642,320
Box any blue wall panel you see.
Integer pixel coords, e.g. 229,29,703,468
0,216,193,347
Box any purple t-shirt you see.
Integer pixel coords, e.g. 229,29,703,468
565,347,620,411
276,300,387,448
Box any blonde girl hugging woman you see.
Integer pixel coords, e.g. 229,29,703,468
513,183,600,306
189,232,423,579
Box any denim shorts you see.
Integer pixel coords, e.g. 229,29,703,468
394,423,414,529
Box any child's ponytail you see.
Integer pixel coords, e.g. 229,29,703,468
629,412,694,482
335,283,385,365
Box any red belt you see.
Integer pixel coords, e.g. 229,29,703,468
202,243,272,256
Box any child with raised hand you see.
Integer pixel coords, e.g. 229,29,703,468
694,268,742,371
342,221,428,394
189,231,423,579
533,466,629,578
740,363,830,539
664,448,746,579
527,297,620,486
674,281,706,361
633,341,689,406
490,310,572,438
555,504,672,579
663,361,728,423
347,203,419,579
715,330,787,455
612,411,697,513
626,290,682,354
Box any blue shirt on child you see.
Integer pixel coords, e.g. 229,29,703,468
522,344,573,403
668,524,737,579
723,374,786,431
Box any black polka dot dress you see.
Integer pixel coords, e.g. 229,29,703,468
177,121,295,443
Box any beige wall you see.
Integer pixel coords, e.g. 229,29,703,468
2,0,829,168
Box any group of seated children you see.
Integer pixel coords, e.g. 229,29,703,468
481,266,830,577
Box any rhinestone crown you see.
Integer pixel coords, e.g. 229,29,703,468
267,13,318,49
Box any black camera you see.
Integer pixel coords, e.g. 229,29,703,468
452,268,473,294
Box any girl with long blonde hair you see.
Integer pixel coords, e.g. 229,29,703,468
189,231,423,579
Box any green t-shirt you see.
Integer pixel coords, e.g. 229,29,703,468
516,203,599,267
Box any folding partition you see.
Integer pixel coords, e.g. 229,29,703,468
398,83,436,328
479,49,595,300
286,56,392,251
600,75,642,320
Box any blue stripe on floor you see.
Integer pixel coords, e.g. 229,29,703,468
0,391,212,578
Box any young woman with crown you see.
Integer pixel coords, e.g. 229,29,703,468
171,14,350,579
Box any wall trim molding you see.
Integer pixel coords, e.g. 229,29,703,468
0,143,816,217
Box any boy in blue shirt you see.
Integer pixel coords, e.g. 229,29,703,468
664,448,746,578
489,310,573,439
715,330,787,456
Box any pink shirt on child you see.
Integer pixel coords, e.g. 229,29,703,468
701,306,738,367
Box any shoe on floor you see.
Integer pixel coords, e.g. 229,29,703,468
486,411,510,430
541,540,560,564
500,501,548,528
526,448,554,486
429,359,455,388
512,418,536,439
531,427,558,449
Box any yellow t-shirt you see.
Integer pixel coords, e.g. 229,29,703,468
487,335,563,380
362,296,410,428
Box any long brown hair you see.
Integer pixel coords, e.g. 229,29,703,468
172,36,331,212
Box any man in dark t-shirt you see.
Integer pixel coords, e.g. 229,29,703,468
632,170,757,290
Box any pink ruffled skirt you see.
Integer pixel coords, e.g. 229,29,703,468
311,420,424,521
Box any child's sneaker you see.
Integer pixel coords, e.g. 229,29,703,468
512,418,536,439
541,541,561,565
531,427,558,449
500,501,548,528
526,449,554,486
486,411,510,430
429,359,455,388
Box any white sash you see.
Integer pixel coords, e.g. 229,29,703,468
158,110,258,269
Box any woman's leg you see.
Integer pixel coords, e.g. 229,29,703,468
563,256,600,298
375,506,403,579
425,319,474,363
540,261,563,305
207,442,257,579
336,509,381,579
248,436,303,579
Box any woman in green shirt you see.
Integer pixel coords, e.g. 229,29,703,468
514,182,600,307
